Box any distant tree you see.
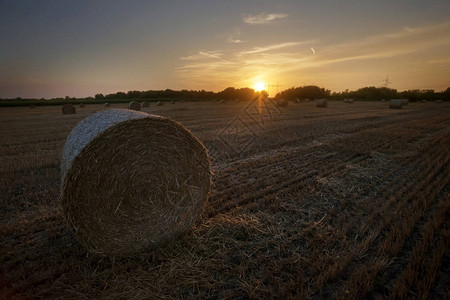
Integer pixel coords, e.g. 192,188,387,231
95,93,105,100
441,87,450,101
276,85,330,100
259,90,269,98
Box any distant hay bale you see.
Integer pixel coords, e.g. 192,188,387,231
343,99,348,103
79,103,85,108
421,99,427,103
294,98,301,103
141,101,149,107
348,98,354,103
219,99,224,104
436,99,443,103
104,102,111,108
157,101,163,106
60,109,212,256
316,99,328,107
171,100,175,104
389,99,403,109
128,101,141,111
276,98,288,107
62,104,76,114
381,99,386,102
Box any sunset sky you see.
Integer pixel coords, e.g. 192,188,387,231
1,0,450,98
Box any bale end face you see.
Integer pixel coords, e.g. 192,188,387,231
128,101,141,111
62,104,76,114
316,99,328,107
61,109,211,256
276,98,288,107
389,99,403,109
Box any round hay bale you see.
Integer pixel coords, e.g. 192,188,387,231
79,103,85,108
389,99,403,109
128,101,141,111
60,109,211,256
316,99,328,108
421,99,427,103
62,104,76,114
219,99,224,104
436,99,443,103
343,99,348,103
156,101,163,106
104,102,111,108
348,98,354,103
141,101,149,108
276,98,288,107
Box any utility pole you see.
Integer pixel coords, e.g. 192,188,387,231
265,82,282,96
382,74,391,88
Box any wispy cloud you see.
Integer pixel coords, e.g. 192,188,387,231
238,42,304,56
180,51,223,60
228,37,245,44
243,13,287,24
175,21,450,90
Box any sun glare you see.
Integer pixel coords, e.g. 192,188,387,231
254,81,266,92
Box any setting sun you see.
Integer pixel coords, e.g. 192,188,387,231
254,82,266,92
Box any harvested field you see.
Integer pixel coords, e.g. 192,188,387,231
1,100,449,299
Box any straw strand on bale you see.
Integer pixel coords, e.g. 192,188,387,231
62,104,76,114
61,109,212,256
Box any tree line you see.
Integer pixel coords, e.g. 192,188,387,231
1,86,449,104
275,86,450,102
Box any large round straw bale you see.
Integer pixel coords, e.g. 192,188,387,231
316,99,328,107
128,101,141,111
276,98,288,107
389,99,403,109
157,101,164,106
343,99,348,103
60,109,211,255
104,102,111,107
348,98,354,103
141,101,149,107
62,104,76,114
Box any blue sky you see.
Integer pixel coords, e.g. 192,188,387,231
1,0,450,98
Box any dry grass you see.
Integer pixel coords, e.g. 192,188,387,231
0,101,449,299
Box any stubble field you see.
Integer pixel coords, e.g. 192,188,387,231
1,100,449,299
